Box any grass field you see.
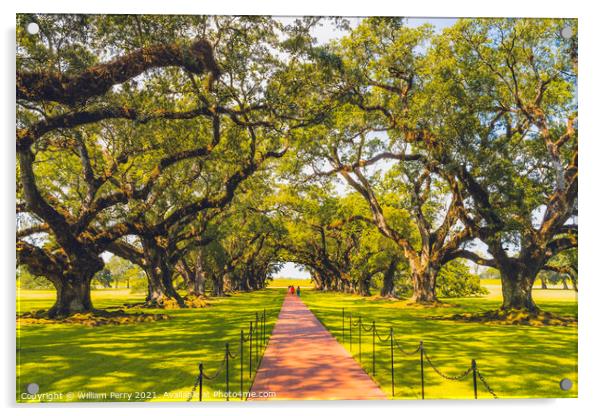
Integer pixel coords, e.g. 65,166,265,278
17,289,285,402
303,283,578,399
16,281,577,401
267,278,314,288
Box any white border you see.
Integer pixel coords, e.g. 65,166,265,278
3,1,601,415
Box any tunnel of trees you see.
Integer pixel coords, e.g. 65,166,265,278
16,15,577,318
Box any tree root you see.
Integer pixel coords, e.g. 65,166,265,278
17,309,170,326
183,294,209,308
122,294,209,309
431,309,577,326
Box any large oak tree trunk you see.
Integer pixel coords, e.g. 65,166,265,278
499,265,539,312
541,276,548,289
143,239,184,307
381,258,398,298
194,255,206,296
410,265,438,303
311,272,324,290
358,275,371,296
211,275,225,296
145,265,184,306
48,274,94,318
17,242,102,317
562,277,569,290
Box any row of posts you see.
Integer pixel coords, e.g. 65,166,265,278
342,308,481,400
198,308,267,401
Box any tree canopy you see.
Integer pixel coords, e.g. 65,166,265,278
16,15,577,317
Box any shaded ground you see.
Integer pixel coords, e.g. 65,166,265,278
17,289,285,402
302,285,577,399
250,294,386,400
16,283,577,401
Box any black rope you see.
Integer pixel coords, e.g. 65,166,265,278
423,349,473,381
330,308,500,399
392,336,421,356
477,370,499,399
361,321,375,332
186,374,201,402
375,327,392,342
201,352,228,381
227,348,239,359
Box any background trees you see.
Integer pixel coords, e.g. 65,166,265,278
16,15,296,315
417,18,578,311
16,15,577,317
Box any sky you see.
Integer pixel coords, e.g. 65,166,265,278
273,17,457,280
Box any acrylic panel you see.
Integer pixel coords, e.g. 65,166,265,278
16,14,578,402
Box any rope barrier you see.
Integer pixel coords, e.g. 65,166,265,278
321,307,502,400
191,308,269,402
191,305,500,402
375,327,392,343
477,369,499,399
186,373,201,402
200,353,228,380
361,321,375,332
392,336,421,356
422,349,473,381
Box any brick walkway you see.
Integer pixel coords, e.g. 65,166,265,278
249,294,386,400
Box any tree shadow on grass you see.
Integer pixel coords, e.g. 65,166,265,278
17,289,286,402
303,290,577,399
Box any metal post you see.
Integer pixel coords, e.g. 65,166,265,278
255,312,259,348
472,359,478,400
225,343,230,402
372,321,376,376
349,313,352,352
255,319,259,365
199,363,203,402
249,321,253,377
359,316,362,364
240,330,244,400
342,308,345,342
420,341,425,400
390,327,394,397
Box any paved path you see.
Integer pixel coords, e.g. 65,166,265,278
249,294,386,401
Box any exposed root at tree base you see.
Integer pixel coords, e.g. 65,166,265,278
17,309,170,326
183,294,209,308
123,295,209,310
375,294,401,301
386,299,457,309
431,309,577,326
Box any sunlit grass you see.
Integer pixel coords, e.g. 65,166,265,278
17,289,285,402
267,278,314,288
303,283,577,400
16,283,577,401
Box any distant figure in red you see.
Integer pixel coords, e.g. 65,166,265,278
288,285,295,295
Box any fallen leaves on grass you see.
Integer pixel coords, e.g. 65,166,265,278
17,309,170,326
431,309,577,327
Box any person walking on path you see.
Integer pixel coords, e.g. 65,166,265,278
296,286,301,297
289,285,295,295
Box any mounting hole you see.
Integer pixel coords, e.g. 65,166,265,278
26,383,39,394
560,26,573,39
559,378,573,391
26,22,40,35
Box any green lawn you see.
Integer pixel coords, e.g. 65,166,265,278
16,283,577,401
303,284,578,400
267,278,314,288
17,288,285,402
